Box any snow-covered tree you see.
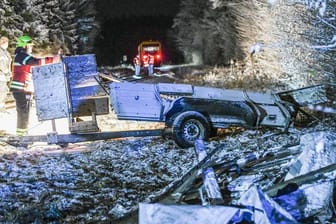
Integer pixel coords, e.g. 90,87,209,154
0,0,26,46
173,0,256,65
0,0,98,55
173,0,336,87
172,0,210,65
76,0,100,54
245,0,336,87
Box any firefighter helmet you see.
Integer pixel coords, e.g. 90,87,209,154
16,35,33,47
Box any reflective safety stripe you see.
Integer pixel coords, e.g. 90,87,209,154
10,80,25,90
134,57,141,65
10,81,24,86
149,55,154,64
22,55,32,65
16,128,27,136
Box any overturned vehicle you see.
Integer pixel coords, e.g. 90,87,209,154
7,54,336,148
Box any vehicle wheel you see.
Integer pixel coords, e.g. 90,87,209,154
172,111,211,148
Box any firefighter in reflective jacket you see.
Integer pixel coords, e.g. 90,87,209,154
143,53,149,74
10,35,60,136
133,54,141,79
148,54,155,76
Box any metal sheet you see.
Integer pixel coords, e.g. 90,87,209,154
139,203,240,224
157,83,193,95
245,92,277,104
6,129,163,145
63,54,98,87
259,105,287,127
63,54,104,115
195,139,224,205
193,86,246,101
277,84,329,106
109,82,163,120
32,63,69,121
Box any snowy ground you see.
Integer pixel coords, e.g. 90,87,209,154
0,106,196,223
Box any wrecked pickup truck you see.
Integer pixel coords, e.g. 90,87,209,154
6,54,335,148
109,82,297,148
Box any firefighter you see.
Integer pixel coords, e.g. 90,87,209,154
133,54,141,79
10,35,60,136
142,53,149,75
0,36,12,112
148,53,155,76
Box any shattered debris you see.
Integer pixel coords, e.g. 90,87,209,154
136,128,336,224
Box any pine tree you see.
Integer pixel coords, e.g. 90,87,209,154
76,0,100,54
173,0,246,65
0,0,99,55
173,0,210,65
173,0,336,86
201,4,245,65
0,0,26,52
41,0,78,54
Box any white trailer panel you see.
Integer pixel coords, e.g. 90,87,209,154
32,63,69,121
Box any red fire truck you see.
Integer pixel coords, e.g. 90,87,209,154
137,40,162,67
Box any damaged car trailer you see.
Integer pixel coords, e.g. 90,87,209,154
5,54,336,148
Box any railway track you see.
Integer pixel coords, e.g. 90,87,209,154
98,66,175,83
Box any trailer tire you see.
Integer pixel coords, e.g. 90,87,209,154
172,111,211,148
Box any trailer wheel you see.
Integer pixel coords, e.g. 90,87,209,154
172,111,211,148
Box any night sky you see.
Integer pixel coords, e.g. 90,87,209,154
94,0,182,66
96,0,181,18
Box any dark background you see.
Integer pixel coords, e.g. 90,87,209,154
94,0,183,66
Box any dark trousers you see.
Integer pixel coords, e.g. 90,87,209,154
12,91,31,131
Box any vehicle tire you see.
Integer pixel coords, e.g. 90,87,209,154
172,111,211,148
